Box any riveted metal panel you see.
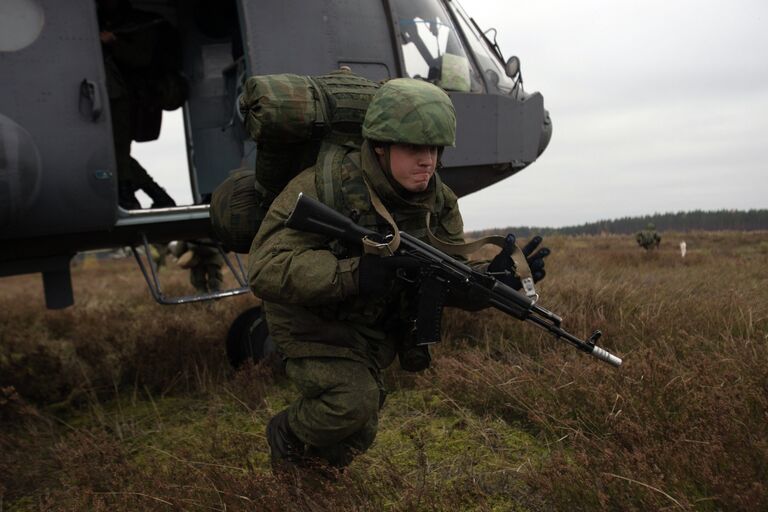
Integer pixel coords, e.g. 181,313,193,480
0,0,116,239
238,0,397,80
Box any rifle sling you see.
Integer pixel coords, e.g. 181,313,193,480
425,211,535,296
362,178,401,256
362,180,535,296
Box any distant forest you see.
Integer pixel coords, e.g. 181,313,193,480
470,209,768,237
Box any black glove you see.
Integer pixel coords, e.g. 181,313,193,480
487,234,551,290
522,235,550,283
357,254,422,296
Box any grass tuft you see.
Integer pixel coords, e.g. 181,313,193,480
1,232,767,510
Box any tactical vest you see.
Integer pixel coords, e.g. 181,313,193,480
313,144,449,255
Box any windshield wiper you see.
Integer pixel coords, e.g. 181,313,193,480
470,17,505,64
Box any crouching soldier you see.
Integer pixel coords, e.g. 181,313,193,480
248,79,547,476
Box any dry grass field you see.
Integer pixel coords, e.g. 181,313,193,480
1,231,767,511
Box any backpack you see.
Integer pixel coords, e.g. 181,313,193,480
210,69,380,253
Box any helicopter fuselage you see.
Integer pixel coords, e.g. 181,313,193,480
0,0,551,308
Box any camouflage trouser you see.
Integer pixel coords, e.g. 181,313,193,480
190,260,223,293
285,357,384,467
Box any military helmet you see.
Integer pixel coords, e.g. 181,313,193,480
362,78,456,147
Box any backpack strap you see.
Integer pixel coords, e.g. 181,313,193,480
315,142,351,209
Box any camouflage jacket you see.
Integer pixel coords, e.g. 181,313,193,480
248,141,465,369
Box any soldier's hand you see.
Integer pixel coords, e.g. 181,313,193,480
100,31,116,44
522,235,551,284
488,234,551,290
488,233,516,274
357,254,422,296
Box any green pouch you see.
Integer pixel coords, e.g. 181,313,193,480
210,168,264,253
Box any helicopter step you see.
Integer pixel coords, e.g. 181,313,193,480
131,231,250,305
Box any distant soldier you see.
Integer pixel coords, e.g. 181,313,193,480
171,240,224,293
635,223,661,250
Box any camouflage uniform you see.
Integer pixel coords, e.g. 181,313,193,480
249,79,463,468
172,240,225,293
636,223,661,250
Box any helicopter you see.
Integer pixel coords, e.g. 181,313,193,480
1,0,551,361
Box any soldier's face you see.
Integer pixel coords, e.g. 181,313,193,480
376,144,438,192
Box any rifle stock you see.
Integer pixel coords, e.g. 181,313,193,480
285,193,622,367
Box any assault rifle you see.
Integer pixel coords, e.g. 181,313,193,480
285,193,622,367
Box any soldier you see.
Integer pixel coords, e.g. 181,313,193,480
97,0,185,209
171,240,224,293
248,79,548,475
636,223,661,250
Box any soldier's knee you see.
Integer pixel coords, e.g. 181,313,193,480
339,385,379,428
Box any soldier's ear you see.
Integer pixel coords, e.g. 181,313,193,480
374,146,385,156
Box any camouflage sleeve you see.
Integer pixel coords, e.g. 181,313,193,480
434,184,466,245
437,183,494,270
248,169,359,305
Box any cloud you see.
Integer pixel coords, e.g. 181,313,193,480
457,0,768,229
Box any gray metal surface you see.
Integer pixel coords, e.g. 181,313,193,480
0,0,115,239
444,91,545,167
239,0,398,79
178,12,245,201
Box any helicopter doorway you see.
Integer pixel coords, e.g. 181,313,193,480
99,0,247,214
130,109,193,208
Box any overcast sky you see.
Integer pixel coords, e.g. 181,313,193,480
134,0,768,230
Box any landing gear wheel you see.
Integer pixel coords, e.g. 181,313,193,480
225,306,275,368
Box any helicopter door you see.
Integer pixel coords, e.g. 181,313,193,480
178,4,246,204
0,0,116,239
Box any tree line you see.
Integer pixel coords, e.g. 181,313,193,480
470,209,768,238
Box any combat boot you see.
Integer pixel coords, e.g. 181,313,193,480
118,182,141,210
266,409,305,474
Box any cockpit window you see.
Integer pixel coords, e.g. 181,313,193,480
392,0,482,92
447,1,517,94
